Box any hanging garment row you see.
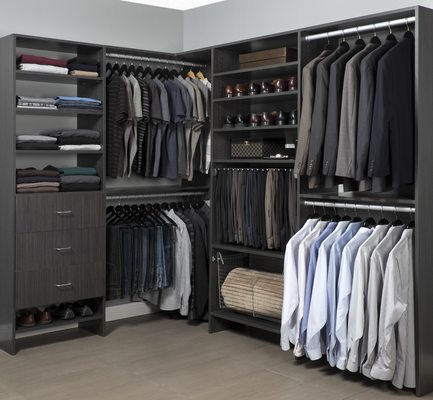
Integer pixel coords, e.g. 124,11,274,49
281,210,415,389
295,27,414,192
106,61,211,181
106,200,210,321
213,168,297,251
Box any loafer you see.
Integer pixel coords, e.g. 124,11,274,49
248,82,260,96
273,79,287,93
53,304,75,320
260,82,274,94
35,309,52,325
225,85,235,98
288,109,297,125
223,115,235,129
16,311,36,327
235,114,248,128
73,302,94,317
261,111,277,126
287,76,297,91
235,83,248,97
275,111,288,126
249,113,262,127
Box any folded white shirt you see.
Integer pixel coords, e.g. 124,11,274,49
19,63,69,75
16,135,58,143
59,145,102,151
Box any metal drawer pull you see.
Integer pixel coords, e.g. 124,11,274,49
56,246,73,252
55,210,73,216
54,282,72,288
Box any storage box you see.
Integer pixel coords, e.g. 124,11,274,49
231,138,286,159
239,47,297,69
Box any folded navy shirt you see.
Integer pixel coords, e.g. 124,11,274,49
67,62,99,72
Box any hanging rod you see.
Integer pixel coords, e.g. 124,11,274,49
106,190,207,201
304,200,415,214
105,53,206,68
215,167,291,172
305,16,415,42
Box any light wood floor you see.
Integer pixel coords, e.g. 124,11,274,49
0,314,426,400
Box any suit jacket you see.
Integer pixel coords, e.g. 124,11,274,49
368,32,414,192
306,42,350,188
334,41,380,180
294,49,332,178
355,38,397,191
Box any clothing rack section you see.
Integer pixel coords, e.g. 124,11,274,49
213,167,297,253
106,195,210,321
303,201,415,214
305,16,416,41
105,53,206,68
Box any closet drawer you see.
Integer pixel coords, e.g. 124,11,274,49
16,263,105,309
16,192,104,233
16,228,105,272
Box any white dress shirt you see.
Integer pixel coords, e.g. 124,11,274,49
346,224,390,372
371,228,415,389
293,220,329,357
281,218,318,351
305,220,351,360
335,227,373,370
361,225,405,378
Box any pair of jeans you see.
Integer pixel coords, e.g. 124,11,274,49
106,225,122,300
120,227,134,299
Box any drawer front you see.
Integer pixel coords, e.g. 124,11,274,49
16,263,105,309
16,192,104,233
16,228,105,272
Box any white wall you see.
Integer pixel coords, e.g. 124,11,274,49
1,0,183,52
183,0,433,50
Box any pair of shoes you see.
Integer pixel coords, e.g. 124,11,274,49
223,110,297,128
272,77,297,92
224,77,297,98
225,83,248,97
16,308,52,327
52,302,94,320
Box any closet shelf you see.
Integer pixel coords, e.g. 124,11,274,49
299,192,415,206
15,313,104,334
16,71,103,84
16,150,104,155
212,243,285,259
213,91,298,105
211,310,281,335
213,159,294,165
16,109,103,116
105,185,210,197
213,61,298,80
213,125,297,133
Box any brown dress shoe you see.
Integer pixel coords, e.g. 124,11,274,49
235,83,248,97
273,79,287,93
35,309,53,325
225,85,235,98
261,112,277,126
249,113,262,127
16,311,36,327
287,76,297,91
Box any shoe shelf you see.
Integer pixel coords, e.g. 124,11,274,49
213,125,297,133
213,158,294,165
15,313,104,334
213,90,298,105
213,61,298,80
212,243,285,259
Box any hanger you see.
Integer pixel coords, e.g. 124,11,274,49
391,207,403,226
144,60,153,77
354,27,366,46
120,62,128,76
324,32,333,51
170,67,179,78
320,205,331,222
169,201,179,211
362,205,376,229
106,63,113,80
128,63,136,76
350,204,362,223
340,29,350,48
404,18,414,39
162,64,171,80
369,23,381,45
308,203,320,219
386,21,397,42
196,70,205,80
331,204,341,222
136,64,145,77
377,206,389,225
187,67,196,79
112,62,121,76
407,210,415,229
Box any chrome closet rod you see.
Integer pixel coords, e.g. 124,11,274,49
106,191,207,201
304,200,415,214
305,16,415,42
105,52,206,68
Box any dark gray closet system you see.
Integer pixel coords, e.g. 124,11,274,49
208,6,433,397
0,34,211,355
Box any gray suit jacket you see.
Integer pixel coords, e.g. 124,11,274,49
294,49,332,178
305,42,350,188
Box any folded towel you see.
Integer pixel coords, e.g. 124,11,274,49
59,145,102,151
17,187,59,193
16,135,58,143
55,96,101,104
67,57,99,66
69,70,99,77
17,176,61,184
18,63,69,75
19,54,67,68
41,129,100,139
57,137,100,145
67,62,99,73
17,182,60,189
59,166,97,176
60,175,101,184
60,183,100,192
17,96,56,105
16,168,60,178
16,143,60,150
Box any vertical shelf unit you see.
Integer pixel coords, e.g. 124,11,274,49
0,34,106,355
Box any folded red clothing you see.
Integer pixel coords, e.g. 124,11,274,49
19,54,67,68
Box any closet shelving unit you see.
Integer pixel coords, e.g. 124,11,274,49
209,31,300,335
0,34,106,355
209,6,433,396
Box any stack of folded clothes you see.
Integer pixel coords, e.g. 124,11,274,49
59,166,101,192
67,56,99,77
17,54,68,75
16,167,60,193
54,96,102,112
16,135,59,150
41,128,102,151
16,96,57,110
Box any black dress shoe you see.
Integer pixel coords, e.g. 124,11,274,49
249,113,262,127
260,82,274,94
53,304,75,320
235,114,248,128
287,76,297,91
73,302,94,317
248,82,260,96
288,109,297,125
223,115,235,129
261,112,277,126
275,111,288,126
